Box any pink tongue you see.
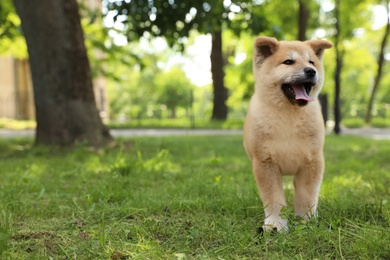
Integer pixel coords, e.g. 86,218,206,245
292,85,314,102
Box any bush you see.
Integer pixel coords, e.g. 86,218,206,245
108,118,244,129
222,118,244,129
370,118,390,128
342,118,366,128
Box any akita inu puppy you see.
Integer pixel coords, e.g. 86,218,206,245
243,36,332,232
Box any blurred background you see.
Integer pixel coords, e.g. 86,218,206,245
1,0,390,133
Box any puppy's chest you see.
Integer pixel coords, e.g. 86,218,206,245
259,123,322,175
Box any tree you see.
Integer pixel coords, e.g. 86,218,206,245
322,0,371,133
333,0,343,134
155,67,193,118
298,0,310,41
106,0,267,120
13,0,111,146
225,0,322,117
365,0,390,123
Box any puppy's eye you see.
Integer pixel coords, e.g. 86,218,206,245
309,60,315,65
283,59,295,65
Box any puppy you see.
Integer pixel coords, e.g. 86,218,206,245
243,36,332,232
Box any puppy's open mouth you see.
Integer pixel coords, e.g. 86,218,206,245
282,82,315,106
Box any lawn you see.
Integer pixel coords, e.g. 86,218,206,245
0,135,389,259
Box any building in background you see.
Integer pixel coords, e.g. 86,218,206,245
0,57,34,120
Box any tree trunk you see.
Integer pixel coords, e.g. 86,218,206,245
333,53,342,134
297,0,309,41
170,107,176,119
365,1,390,123
210,30,228,120
13,0,112,146
333,0,342,134
319,94,328,125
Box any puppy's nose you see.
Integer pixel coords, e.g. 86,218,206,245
304,67,316,78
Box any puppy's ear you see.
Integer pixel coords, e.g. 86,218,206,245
306,40,333,60
254,36,279,67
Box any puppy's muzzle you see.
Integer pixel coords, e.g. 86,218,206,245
304,67,316,78
282,67,318,106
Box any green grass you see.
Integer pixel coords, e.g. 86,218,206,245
108,118,245,129
0,118,36,129
0,135,389,259
0,117,245,130
5,117,390,130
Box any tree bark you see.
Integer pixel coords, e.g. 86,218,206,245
365,1,390,123
210,30,228,120
297,0,309,41
319,94,328,125
333,0,342,134
170,107,176,119
13,0,112,146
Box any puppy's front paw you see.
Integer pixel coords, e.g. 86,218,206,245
263,217,289,232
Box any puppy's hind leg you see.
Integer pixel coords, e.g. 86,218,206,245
294,158,324,219
252,158,288,232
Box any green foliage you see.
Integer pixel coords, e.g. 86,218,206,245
105,0,267,48
106,36,215,121
323,37,378,119
107,41,188,120
376,61,390,104
263,0,321,40
107,118,243,129
104,0,269,120
339,0,372,40
154,67,194,117
224,32,253,116
0,136,389,258
3,0,390,124
80,3,141,82
0,1,18,39
0,1,27,58
370,118,390,128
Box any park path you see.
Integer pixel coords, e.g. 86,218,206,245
1,128,390,139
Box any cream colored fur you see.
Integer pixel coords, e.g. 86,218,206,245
243,36,332,232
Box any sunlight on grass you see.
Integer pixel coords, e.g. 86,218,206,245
0,118,36,129
140,149,180,174
0,135,389,258
324,174,371,197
